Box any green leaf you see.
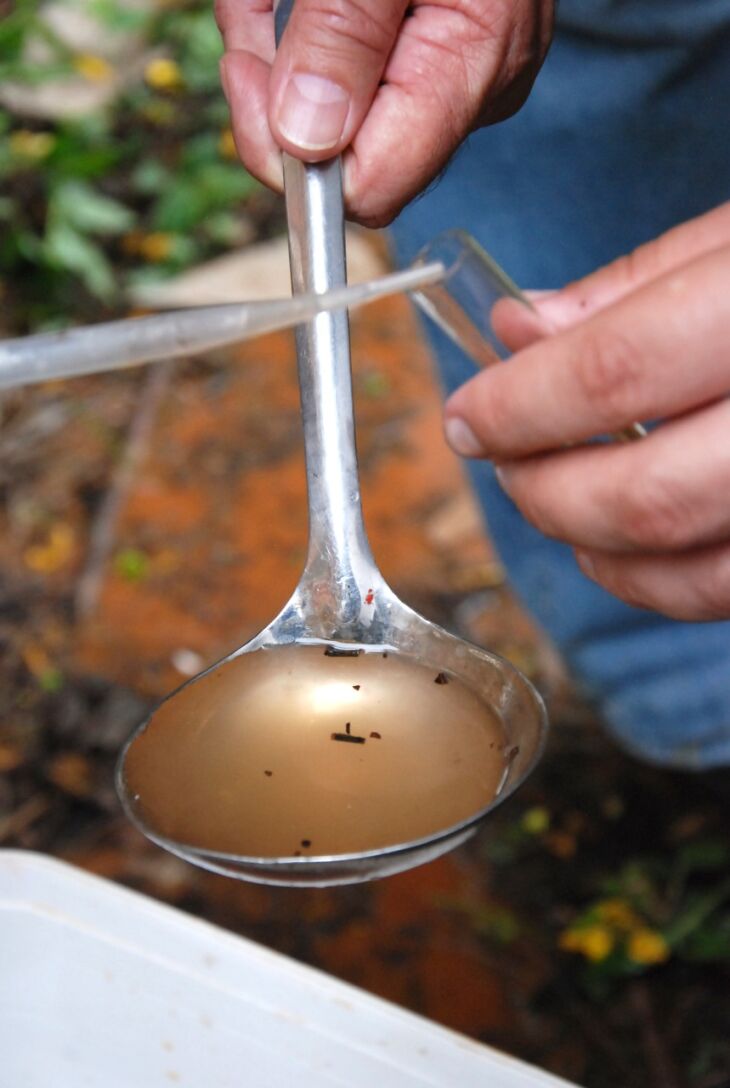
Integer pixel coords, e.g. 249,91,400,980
114,548,149,582
39,668,64,694
43,222,116,300
0,7,36,64
680,921,730,962
131,158,170,195
180,131,220,169
88,0,152,34
15,229,43,262
51,181,134,235
47,132,122,180
203,211,248,246
151,178,205,232
676,839,730,874
198,162,259,203
173,11,223,93
359,370,391,400
151,162,256,233
665,879,730,948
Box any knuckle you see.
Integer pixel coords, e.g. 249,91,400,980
574,327,645,425
509,464,560,538
695,551,730,621
618,468,695,551
214,0,230,32
607,244,656,296
296,0,400,59
615,580,648,612
594,561,650,612
473,374,515,456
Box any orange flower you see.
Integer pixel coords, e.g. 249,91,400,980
627,929,670,966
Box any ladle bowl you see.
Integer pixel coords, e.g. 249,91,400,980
117,578,547,887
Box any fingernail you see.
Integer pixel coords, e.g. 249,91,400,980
276,73,350,151
444,417,484,458
523,290,557,303
494,465,512,493
575,550,596,580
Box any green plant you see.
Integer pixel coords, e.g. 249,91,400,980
558,838,730,991
0,0,261,330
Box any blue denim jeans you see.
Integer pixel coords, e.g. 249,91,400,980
389,0,730,769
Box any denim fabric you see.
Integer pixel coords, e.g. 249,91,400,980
389,0,730,768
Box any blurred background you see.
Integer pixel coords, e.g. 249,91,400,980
1,4,730,1086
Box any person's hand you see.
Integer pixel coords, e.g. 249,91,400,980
216,0,553,226
444,202,730,621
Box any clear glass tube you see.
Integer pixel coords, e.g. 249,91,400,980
0,262,443,392
410,229,535,367
411,230,646,442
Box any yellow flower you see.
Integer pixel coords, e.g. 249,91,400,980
9,130,56,161
23,523,75,574
594,898,643,932
521,806,551,835
627,929,670,966
144,57,184,92
137,232,175,262
219,128,237,160
559,924,614,963
73,53,114,83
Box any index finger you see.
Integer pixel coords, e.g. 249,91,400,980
536,201,730,330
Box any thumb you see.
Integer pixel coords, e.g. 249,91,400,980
269,0,409,160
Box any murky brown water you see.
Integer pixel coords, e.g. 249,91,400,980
122,642,507,857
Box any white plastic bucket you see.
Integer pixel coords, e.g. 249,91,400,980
0,850,578,1087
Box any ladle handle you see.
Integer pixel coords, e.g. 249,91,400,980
276,1,378,626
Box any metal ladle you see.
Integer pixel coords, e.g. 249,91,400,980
116,149,547,885
115,6,548,887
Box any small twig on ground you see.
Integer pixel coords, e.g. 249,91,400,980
630,980,684,1088
554,981,639,1086
75,361,174,620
